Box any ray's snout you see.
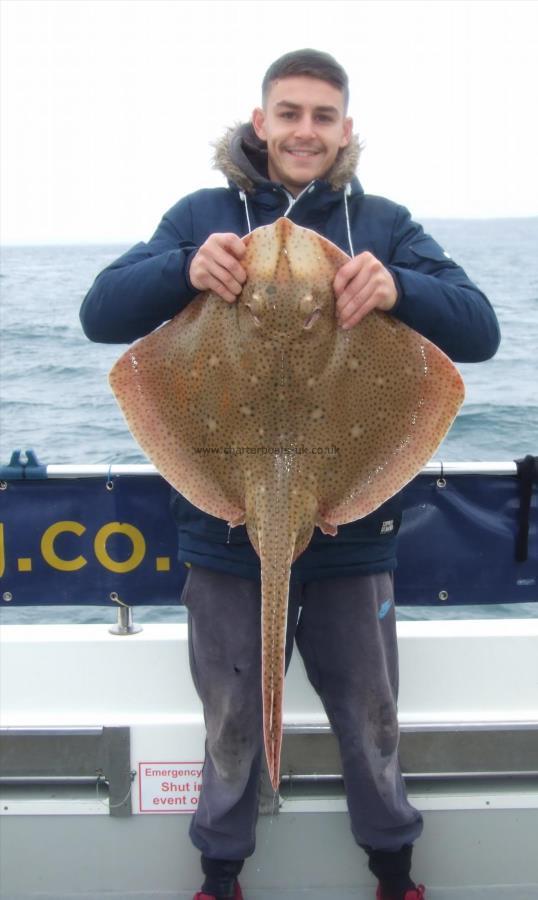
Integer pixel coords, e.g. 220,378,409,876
244,218,312,285
274,216,295,242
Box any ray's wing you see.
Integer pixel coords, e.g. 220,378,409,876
109,293,257,524
279,228,465,526
312,311,464,524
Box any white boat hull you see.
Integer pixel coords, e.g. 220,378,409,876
1,619,537,897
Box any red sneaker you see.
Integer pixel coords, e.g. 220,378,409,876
193,882,244,900
376,885,426,900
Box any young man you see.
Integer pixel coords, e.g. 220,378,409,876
81,50,500,900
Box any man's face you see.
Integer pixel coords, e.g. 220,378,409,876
252,76,352,196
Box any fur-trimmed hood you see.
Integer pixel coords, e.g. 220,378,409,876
213,122,361,193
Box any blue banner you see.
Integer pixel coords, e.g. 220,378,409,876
398,471,536,605
0,470,535,607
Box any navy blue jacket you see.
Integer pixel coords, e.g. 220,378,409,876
80,126,500,582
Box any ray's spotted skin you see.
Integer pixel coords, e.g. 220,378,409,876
109,218,465,788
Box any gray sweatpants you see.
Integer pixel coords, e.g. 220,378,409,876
182,565,423,860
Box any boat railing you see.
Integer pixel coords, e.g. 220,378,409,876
20,461,520,477
0,451,536,633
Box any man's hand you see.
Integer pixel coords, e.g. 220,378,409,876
333,252,398,329
189,233,247,303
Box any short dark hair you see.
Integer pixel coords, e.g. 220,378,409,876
261,49,349,112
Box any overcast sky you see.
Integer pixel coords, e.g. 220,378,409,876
1,0,537,244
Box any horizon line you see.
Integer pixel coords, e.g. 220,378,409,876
2,214,538,248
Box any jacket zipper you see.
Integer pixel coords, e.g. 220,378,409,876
282,181,316,216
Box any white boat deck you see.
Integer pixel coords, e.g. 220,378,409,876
1,619,538,898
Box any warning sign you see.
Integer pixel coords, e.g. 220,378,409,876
139,762,204,813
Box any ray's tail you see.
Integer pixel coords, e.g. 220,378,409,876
250,495,302,792
248,474,317,791
259,553,291,790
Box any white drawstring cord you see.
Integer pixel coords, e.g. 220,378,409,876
239,191,253,234
344,183,355,257
241,183,355,257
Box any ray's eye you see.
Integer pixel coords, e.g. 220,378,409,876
249,291,264,313
244,290,264,327
244,304,262,327
303,309,322,330
244,303,262,327
299,291,322,329
299,292,314,315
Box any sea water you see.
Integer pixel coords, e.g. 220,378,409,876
1,218,537,623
